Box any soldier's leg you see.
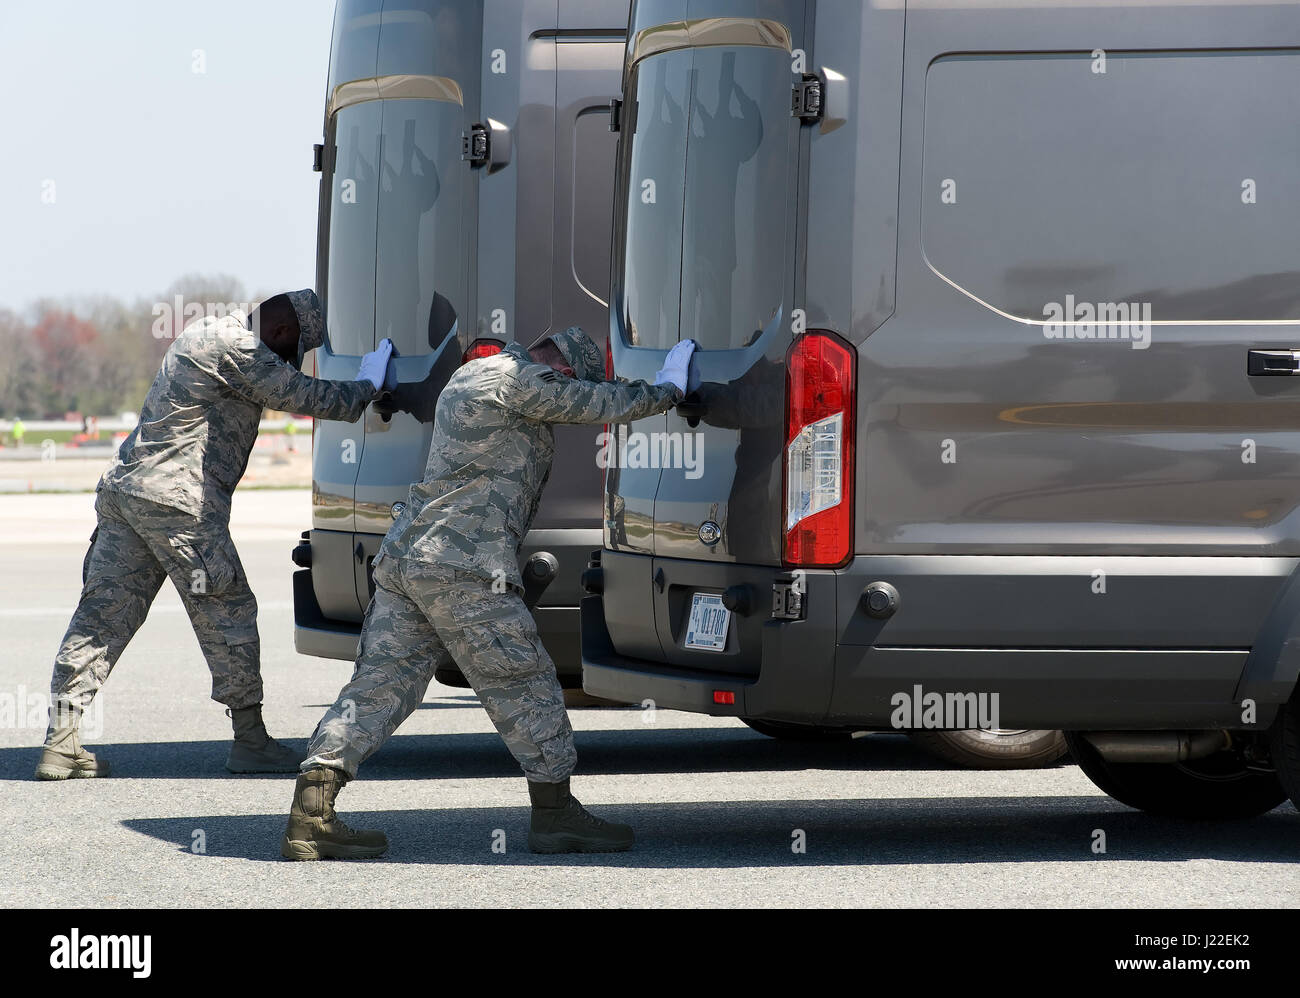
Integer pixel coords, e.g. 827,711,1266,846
419,575,575,783
139,515,263,710
118,499,301,773
302,570,449,780
282,567,444,858
39,492,166,779
49,493,167,719
421,573,632,852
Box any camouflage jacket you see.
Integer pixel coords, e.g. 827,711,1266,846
383,341,680,589
99,310,375,521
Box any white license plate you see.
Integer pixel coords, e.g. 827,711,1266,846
684,593,731,652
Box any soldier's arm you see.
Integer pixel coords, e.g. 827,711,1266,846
222,341,375,421
497,365,681,425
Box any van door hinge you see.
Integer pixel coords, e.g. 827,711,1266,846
791,74,823,122
608,97,622,133
462,123,490,166
312,143,324,172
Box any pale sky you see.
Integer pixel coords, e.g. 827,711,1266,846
0,0,335,310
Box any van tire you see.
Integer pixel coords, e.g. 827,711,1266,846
908,729,1068,769
1064,731,1287,819
1268,692,1300,813
742,718,856,741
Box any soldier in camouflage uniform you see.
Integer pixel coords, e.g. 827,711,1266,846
36,290,395,781
281,329,697,859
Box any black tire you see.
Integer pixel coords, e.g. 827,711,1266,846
907,728,1068,769
741,718,856,741
1064,731,1287,819
1268,694,1300,813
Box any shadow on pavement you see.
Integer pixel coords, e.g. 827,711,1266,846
122,796,1300,867
0,729,969,782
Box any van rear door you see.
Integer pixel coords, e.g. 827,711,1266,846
606,2,807,671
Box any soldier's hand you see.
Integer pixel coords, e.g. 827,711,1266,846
653,339,697,394
357,338,395,390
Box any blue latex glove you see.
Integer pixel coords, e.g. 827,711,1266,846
357,338,394,390
654,339,697,394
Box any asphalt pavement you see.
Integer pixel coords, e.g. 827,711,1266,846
2,491,1297,907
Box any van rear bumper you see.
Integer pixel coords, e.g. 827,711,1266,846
582,553,1297,730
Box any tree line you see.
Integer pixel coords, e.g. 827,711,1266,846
0,274,266,419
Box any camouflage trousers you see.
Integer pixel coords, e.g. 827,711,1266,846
303,552,576,783
48,489,263,726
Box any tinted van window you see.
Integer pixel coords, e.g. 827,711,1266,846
326,102,381,355
617,45,794,350
922,51,1300,323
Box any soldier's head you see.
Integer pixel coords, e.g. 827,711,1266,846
531,326,604,381
250,289,325,367
528,339,575,378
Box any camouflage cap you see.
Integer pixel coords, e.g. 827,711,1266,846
536,326,604,381
287,289,326,366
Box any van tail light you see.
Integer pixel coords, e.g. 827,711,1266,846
462,338,505,364
783,330,855,568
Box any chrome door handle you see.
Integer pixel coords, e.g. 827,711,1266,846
1247,349,1300,376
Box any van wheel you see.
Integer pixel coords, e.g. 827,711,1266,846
1268,692,1300,812
908,729,1067,769
1064,731,1287,819
741,718,856,741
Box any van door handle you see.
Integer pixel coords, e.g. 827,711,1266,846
1247,349,1300,376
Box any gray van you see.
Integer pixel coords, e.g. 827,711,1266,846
291,0,630,686
293,0,1060,768
582,0,1300,816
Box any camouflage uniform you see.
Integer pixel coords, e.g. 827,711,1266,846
49,295,375,720
304,327,680,782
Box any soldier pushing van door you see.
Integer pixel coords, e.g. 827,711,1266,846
35,290,395,781
280,330,697,859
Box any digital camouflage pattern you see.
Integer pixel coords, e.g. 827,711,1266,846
99,305,374,521
49,489,263,723
286,288,326,366
384,335,679,592
303,556,575,782
304,328,681,782
542,325,605,381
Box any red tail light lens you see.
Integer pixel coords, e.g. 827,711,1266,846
783,330,855,568
462,338,505,363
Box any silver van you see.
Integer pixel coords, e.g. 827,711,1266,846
582,0,1300,816
292,0,631,687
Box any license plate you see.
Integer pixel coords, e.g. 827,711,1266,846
684,593,731,652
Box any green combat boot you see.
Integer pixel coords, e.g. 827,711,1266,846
281,766,389,861
527,778,635,853
225,704,303,774
34,708,110,781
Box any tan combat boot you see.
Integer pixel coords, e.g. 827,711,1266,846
527,777,635,853
225,703,303,773
281,766,389,861
35,707,110,781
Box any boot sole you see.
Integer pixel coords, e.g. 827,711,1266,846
528,833,634,854
280,837,388,861
227,764,301,774
35,764,109,781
